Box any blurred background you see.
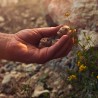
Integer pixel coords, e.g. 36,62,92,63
0,0,47,33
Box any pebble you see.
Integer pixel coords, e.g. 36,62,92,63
34,65,42,73
36,17,44,25
1,60,8,64
16,65,24,72
0,94,7,98
0,67,6,73
22,64,36,72
32,83,50,97
1,84,16,95
0,16,5,22
53,80,60,85
5,62,16,72
21,12,29,18
2,74,12,84
67,84,73,90
30,17,36,21
58,90,64,96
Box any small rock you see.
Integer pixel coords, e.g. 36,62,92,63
1,60,8,64
36,17,44,25
22,64,36,72
23,19,27,24
40,22,48,27
67,84,73,90
0,67,6,73
10,71,22,79
1,75,16,95
0,16,5,22
52,89,57,93
2,74,12,84
30,17,36,21
0,94,7,98
53,80,60,85
44,68,50,74
16,65,23,72
5,62,16,72
57,25,70,37
21,13,29,18
34,65,42,73
32,83,50,98
0,22,5,27
58,90,64,96
1,83,16,94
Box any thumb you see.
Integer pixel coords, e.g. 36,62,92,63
36,25,62,38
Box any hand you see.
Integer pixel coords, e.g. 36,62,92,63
5,26,73,64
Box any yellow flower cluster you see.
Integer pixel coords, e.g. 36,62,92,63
68,75,77,81
79,64,87,72
96,76,98,79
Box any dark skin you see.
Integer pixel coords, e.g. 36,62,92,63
0,26,73,64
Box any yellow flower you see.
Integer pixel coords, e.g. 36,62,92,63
71,29,77,33
79,64,87,72
77,52,81,56
68,75,77,81
64,12,70,17
96,76,98,79
77,61,81,66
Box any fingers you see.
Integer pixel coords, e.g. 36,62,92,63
15,25,63,46
45,35,70,59
29,35,72,64
53,39,73,59
38,35,73,63
6,35,73,64
14,32,73,64
36,25,62,38
61,43,73,57
31,35,70,63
